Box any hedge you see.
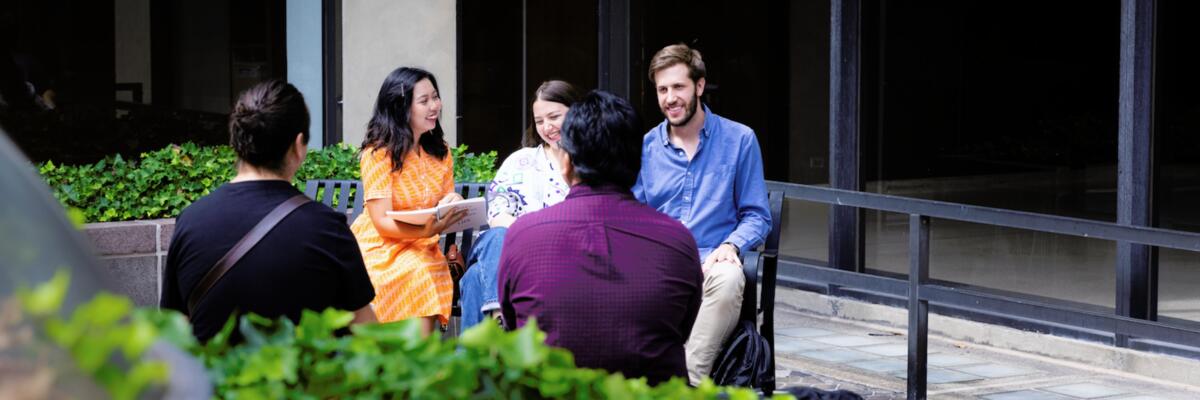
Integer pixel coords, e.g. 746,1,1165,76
13,271,793,399
37,143,497,223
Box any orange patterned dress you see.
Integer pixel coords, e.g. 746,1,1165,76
350,147,455,324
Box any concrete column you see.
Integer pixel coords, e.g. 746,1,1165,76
342,0,458,147
288,0,325,148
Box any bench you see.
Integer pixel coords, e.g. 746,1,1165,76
441,183,489,336
739,190,783,394
305,180,783,385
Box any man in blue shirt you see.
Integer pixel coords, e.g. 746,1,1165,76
633,43,772,385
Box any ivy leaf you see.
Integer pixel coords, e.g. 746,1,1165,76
239,312,278,347
112,361,170,400
121,317,160,359
350,318,422,347
17,269,70,317
66,207,87,228
205,313,239,355
75,292,132,327
134,308,199,351
501,320,547,369
458,316,504,349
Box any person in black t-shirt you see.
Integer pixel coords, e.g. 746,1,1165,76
160,81,377,341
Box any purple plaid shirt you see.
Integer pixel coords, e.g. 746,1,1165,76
498,184,703,385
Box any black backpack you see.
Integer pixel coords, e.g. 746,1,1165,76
709,320,774,389
782,387,865,400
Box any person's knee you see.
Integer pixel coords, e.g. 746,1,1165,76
706,262,746,300
460,262,482,287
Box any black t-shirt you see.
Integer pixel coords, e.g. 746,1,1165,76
160,180,375,341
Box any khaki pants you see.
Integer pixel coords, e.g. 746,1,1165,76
685,261,745,385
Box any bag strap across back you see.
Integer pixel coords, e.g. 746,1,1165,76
187,194,311,315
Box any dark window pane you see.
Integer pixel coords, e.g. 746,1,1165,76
1154,0,1200,323
1,0,286,165
458,1,523,155
862,1,1121,306
458,0,596,156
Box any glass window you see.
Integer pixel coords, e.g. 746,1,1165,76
1,0,287,165
1153,0,1200,323
860,1,1121,307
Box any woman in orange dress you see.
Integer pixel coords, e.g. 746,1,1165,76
351,67,467,335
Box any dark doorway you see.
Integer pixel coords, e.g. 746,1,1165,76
458,0,597,157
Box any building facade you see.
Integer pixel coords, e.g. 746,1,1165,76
2,0,1198,358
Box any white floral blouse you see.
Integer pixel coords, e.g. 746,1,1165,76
487,145,570,221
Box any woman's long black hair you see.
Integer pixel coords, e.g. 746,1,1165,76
361,67,448,172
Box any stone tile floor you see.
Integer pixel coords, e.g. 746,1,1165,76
771,308,1200,400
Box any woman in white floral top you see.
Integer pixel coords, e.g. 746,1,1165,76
460,80,580,329
485,141,570,227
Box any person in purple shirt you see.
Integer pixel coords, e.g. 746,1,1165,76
632,44,772,384
498,90,703,385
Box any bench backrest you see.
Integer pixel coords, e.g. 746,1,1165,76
736,189,782,395
304,180,365,224
442,182,490,258
740,190,784,323
304,179,491,256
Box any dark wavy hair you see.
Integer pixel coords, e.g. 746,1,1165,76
228,80,310,172
361,67,448,172
559,90,643,190
522,80,582,148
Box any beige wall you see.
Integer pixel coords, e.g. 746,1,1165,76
342,0,457,147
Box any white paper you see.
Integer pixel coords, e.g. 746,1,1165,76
385,208,436,225
385,197,487,234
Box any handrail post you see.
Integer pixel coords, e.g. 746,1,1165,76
1116,0,1158,347
907,214,929,399
830,0,865,275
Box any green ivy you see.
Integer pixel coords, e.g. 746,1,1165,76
15,270,169,400
294,142,361,183
38,143,238,223
38,143,498,223
144,310,790,399
13,273,795,399
453,144,499,184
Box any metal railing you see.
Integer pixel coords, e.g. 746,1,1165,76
765,181,1200,399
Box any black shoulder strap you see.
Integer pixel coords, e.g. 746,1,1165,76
186,194,310,315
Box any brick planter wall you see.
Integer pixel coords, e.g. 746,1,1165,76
83,219,174,306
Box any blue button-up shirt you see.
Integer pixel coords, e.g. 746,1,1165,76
633,105,771,260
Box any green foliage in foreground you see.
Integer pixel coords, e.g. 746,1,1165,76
146,310,790,399
14,270,169,400
37,143,497,223
14,272,794,399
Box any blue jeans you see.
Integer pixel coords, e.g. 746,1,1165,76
459,227,507,330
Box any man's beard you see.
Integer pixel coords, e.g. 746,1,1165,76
667,94,699,127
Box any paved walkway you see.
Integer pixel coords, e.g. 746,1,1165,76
772,308,1200,400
